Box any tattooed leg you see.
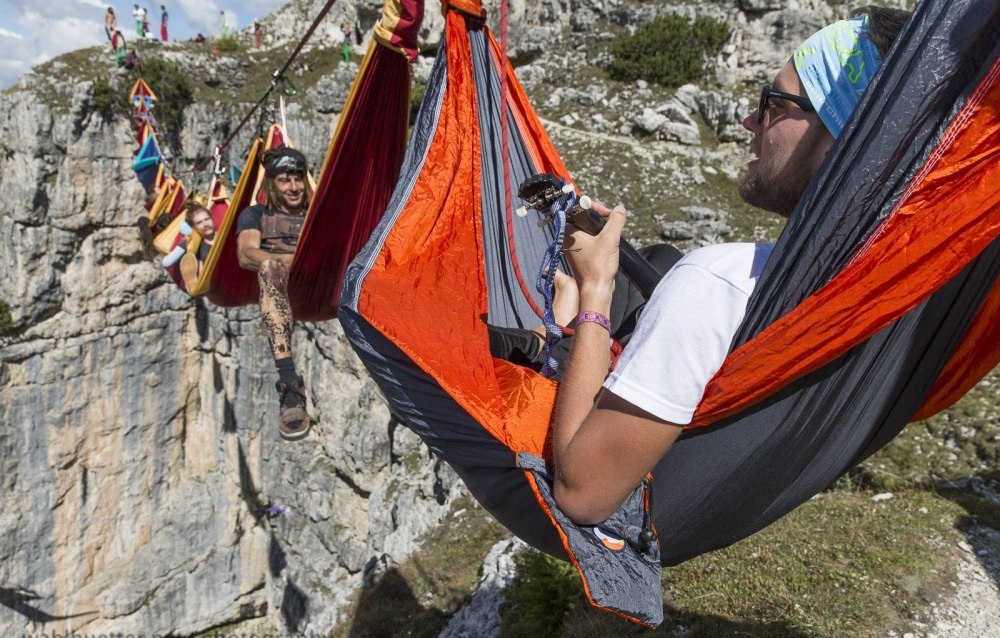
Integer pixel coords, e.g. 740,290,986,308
258,257,310,439
259,258,293,360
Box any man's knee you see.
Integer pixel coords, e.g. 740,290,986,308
259,258,288,281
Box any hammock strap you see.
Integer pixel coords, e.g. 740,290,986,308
279,91,288,137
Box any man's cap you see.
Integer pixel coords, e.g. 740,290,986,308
263,147,308,178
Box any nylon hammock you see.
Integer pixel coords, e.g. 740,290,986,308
340,0,1000,626
160,178,230,291
187,0,420,320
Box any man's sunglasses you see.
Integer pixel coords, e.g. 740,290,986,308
757,83,815,124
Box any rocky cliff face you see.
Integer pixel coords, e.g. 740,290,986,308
0,18,462,634
0,0,914,635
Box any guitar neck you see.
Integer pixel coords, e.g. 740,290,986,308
619,241,663,299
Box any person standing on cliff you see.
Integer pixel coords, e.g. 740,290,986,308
340,21,352,61
160,5,168,42
104,7,117,43
132,4,143,37
236,148,313,441
254,19,263,49
219,10,230,40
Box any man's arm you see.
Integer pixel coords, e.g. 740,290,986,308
551,203,683,524
237,230,292,271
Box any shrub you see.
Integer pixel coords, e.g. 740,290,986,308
499,551,582,637
216,36,242,54
92,74,116,120
608,15,731,87
127,56,194,153
409,83,426,124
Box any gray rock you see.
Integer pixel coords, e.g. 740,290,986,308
310,62,359,114
661,222,696,241
439,538,527,638
699,91,741,134
673,84,701,113
634,107,668,135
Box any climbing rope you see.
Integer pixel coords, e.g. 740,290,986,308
535,189,580,377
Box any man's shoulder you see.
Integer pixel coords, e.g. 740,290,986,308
676,242,774,281
240,203,272,215
237,204,273,232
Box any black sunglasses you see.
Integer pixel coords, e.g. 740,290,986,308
757,83,815,124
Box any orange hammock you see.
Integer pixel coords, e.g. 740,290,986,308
339,0,999,625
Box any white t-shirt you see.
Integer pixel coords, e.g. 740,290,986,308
603,242,774,425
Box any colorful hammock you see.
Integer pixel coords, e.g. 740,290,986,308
340,0,999,626
129,78,157,133
122,0,419,311
187,0,418,320
127,79,187,250
201,124,284,305
133,130,163,194
158,178,230,291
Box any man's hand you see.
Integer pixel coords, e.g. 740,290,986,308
564,201,626,299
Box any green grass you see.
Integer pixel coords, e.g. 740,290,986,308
23,35,347,124
31,45,120,112
215,36,243,54
328,470,997,638
499,489,971,637
858,371,1000,489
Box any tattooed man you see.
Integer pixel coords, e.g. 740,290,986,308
237,148,313,440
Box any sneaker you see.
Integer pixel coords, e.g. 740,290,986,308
275,377,311,441
179,253,199,291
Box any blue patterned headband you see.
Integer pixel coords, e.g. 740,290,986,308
793,16,883,139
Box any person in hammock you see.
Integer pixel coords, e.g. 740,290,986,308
162,201,217,288
552,6,911,524
236,148,314,441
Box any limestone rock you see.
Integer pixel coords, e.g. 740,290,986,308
439,538,527,638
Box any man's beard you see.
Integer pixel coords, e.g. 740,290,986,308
739,168,805,217
739,127,826,218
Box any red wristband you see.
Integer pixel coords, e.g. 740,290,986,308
576,310,611,332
